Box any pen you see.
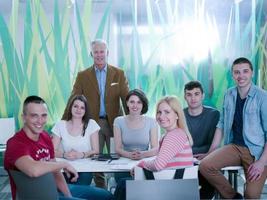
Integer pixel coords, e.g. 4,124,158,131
107,159,112,164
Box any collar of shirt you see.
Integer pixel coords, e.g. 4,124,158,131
229,83,256,99
94,64,107,73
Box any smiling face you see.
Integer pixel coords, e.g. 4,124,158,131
91,42,108,69
71,99,86,119
232,62,253,90
156,101,178,131
184,88,204,110
127,95,143,115
22,103,48,137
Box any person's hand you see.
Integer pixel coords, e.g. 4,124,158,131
194,153,208,160
130,149,143,160
64,150,80,160
247,160,265,182
63,163,79,182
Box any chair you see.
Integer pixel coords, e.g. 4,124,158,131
126,166,199,200
0,117,15,151
222,166,243,191
9,170,59,200
107,138,117,193
0,118,15,175
110,137,116,154
214,166,243,199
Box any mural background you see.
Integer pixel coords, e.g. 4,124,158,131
0,0,266,130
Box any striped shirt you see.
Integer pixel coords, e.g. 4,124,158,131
138,128,193,171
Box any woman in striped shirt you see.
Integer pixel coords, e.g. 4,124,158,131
137,96,194,171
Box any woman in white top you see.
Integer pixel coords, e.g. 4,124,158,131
113,89,159,200
52,95,100,185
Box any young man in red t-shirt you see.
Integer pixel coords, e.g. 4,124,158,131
4,95,113,200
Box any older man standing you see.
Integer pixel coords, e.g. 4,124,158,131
63,39,129,188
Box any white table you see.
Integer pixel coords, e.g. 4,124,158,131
56,157,141,172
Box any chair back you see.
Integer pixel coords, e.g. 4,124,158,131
126,166,199,200
134,165,198,180
9,170,59,200
110,137,115,153
0,117,15,145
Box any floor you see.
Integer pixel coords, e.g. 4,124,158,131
1,169,267,200
0,169,11,200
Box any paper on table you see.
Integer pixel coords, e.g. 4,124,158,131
109,156,156,170
108,159,138,170
107,159,137,165
110,163,136,170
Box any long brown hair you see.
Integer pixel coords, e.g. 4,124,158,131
65,95,91,136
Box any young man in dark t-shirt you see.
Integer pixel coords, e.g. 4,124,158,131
184,81,220,199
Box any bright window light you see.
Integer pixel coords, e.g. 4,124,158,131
119,18,219,66
164,19,220,64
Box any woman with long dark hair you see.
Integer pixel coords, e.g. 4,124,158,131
52,94,99,185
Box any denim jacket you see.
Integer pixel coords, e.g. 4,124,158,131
217,84,267,160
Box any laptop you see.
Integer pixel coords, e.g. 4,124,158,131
91,153,120,161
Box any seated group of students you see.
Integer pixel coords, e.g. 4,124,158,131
4,57,267,200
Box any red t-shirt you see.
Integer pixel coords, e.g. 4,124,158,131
4,129,55,200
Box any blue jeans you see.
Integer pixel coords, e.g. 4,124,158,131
114,172,132,200
76,172,93,185
58,184,114,200
64,172,93,185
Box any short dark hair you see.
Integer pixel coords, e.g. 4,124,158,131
65,95,91,136
232,57,253,71
23,96,46,114
126,89,149,114
184,81,204,94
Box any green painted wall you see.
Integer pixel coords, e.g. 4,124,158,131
0,0,266,132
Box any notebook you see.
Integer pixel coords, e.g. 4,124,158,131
91,153,120,161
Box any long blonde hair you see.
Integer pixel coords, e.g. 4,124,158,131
156,96,193,146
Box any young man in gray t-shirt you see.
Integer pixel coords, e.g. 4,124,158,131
184,81,220,199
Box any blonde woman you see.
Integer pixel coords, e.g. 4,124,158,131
137,96,194,171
